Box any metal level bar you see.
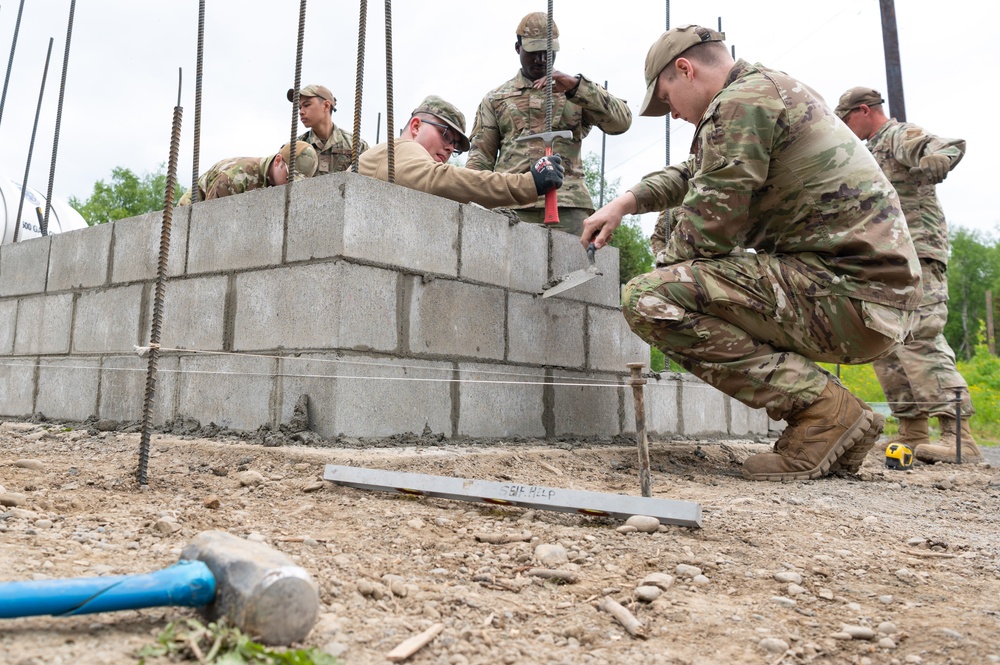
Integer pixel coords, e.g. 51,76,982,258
323,465,702,528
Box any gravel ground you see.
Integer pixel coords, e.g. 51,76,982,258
1,420,999,665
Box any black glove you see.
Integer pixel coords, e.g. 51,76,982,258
531,153,564,195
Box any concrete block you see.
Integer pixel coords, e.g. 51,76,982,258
548,230,620,306
587,306,649,372
111,208,189,284
176,354,276,431
73,285,144,353
551,370,624,437
0,236,50,297
506,293,585,368
14,294,74,355
278,353,453,438
342,176,459,276
47,223,111,291
407,277,505,360
458,205,547,293
679,375,729,435
36,357,100,422
646,374,680,437
234,262,397,352
749,408,772,435
286,174,346,263
729,399,755,436
0,357,35,416
186,187,284,274
457,362,546,438
157,276,227,351
0,299,16,354
98,355,178,424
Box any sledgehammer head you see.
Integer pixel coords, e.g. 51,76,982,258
181,530,319,645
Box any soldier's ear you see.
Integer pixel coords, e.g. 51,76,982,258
515,41,521,55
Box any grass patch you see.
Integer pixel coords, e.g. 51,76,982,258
137,619,340,664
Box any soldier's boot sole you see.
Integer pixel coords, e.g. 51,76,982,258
830,413,886,474
742,409,874,482
914,442,984,464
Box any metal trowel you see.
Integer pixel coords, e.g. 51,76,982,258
542,243,602,298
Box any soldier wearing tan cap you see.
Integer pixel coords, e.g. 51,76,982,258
288,84,369,175
835,86,979,465
465,12,631,234
583,25,922,482
179,141,318,205
360,95,564,209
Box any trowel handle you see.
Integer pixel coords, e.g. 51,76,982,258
543,144,559,225
0,560,216,618
587,242,596,266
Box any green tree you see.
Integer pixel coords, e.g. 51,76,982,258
69,165,186,226
582,152,653,284
945,227,1000,359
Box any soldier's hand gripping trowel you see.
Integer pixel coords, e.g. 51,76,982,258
542,242,602,298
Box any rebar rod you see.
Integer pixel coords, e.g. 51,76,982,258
0,0,25,130
12,37,53,244
42,0,77,235
351,0,368,172
191,0,205,203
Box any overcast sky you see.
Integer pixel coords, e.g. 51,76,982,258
0,0,994,240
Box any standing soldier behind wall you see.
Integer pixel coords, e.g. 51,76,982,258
289,84,369,175
583,25,922,482
836,86,981,464
465,12,632,236
179,141,318,205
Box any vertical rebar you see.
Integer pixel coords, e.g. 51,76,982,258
879,0,906,122
42,0,76,235
376,111,381,144
0,0,26,130
138,70,183,486
664,0,670,166
628,362,652,497
599,80,607,208
289,0,307,178
12,37,53,244
351,0,368,172
191,0,205,203
384,0,394,182
544,0,553,133
954,388,962,465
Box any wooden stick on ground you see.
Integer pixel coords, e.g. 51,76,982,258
386,622,445,662
474,531,532,544
598,597,646,639
526,568,579,584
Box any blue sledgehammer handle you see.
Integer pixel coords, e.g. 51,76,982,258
0,559,216,618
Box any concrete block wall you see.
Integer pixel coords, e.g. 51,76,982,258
0,172,772,440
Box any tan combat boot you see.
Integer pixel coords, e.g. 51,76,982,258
743,381,878,481
830,411,886,474
915,416,983,464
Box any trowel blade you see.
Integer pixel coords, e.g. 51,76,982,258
541,267,602,298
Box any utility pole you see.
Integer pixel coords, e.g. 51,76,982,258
878,0,906,121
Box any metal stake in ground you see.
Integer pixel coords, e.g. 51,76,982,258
954,388,963,465
138,70,183,486
628,362,652,497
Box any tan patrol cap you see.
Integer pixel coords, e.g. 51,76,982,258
287,84,337,112
639,24,725,117
517,12,560,53
411,95,471,153
834,87,884,119
269,141,319,180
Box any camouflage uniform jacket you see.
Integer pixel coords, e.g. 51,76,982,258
466,72,632,211
628,60,921,310
866,119,965,265
200,156,269,200
358,138,538,208
298,124,369,175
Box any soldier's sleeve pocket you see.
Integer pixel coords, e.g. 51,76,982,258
860,301,909,344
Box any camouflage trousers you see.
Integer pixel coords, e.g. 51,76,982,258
622,253,903,422
873,260,973,419
515,207,591,237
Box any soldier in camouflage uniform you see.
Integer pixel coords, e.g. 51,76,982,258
359,95,564,208
583,26,922,481
289,84,369,175
179,141,318,205
465,12,631,235
837,87,980,464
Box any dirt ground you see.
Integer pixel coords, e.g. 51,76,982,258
1,419,999,665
